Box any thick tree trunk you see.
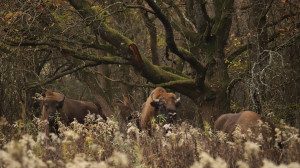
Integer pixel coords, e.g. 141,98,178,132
98,65,112,101
197,89,230,126
80,71,114,118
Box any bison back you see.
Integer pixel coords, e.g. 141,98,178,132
214,111,261,134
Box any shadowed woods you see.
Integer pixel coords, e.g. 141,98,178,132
1,0,299,167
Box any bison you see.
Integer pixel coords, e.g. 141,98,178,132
214,111,281,147
42,90,107,136
140,87,180,131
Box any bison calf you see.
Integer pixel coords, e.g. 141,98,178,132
140,87,180,131
42,90,107,136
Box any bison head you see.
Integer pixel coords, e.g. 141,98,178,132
150,92,180,123
42,90,65,122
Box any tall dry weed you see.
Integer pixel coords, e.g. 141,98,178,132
0,114,299,168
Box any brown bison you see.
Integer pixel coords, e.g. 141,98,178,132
42,90,107,135
140,87,180,131
214,111,281,147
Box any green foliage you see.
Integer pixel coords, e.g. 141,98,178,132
157,114,167,124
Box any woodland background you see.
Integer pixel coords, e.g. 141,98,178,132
0,0,299,128
0,0,299,167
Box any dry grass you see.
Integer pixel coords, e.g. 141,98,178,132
0,114,299,168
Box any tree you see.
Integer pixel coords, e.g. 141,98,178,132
61,0,235,126
1,0,299,128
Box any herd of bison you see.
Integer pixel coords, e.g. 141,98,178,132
41,87,283,147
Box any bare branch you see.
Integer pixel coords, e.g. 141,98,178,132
89,68,156,88
5,39,129,65
226,44,252,64
24,62,101,90
126,5,155,14
145,0,206,75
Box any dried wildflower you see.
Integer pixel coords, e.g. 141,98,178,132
49,133,61,144
19,134,36,149
161,138,171,149
58,121,69,134
226,141,236,148
232,125,246,142
46,146,56,152
199,152,215,166
287,163,300,168
244,141,260,158
33,117,48,132
246,128,253,137
192,152,228,168
190,161,202,168
107,151,129,167
166,131,176,139
127,126,139,135
178,133,192,148
62,130,79,144
63,130,79,142
0,136,47,168
236,160,249,168
57,159,65,167
70,120,85,135
0,150,22,168
66,154,104,168
37,132,48,145
258,119,263,128
84,112,96,124
189,127,200,137
256,133,264,143
113,131,125,148
46,160,56,168
163,123,171,130
22,153,47,168
217,131,228,142
127,124,140,141
261,159,277,168
107,119,119,131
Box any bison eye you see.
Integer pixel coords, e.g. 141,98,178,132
57,102,63,109
150,101,159,107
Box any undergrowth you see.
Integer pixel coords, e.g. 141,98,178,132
0,114,299,168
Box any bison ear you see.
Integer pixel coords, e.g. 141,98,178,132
45,89,53,96
56,93,65,103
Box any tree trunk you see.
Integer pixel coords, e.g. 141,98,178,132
80,71,114,118
197,89,230,126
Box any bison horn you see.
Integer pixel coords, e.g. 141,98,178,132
150,91,160,102
54,92,65,103
175,97,180,103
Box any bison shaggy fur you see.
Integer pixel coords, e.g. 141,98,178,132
42,90,106,135
140,87,180,131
